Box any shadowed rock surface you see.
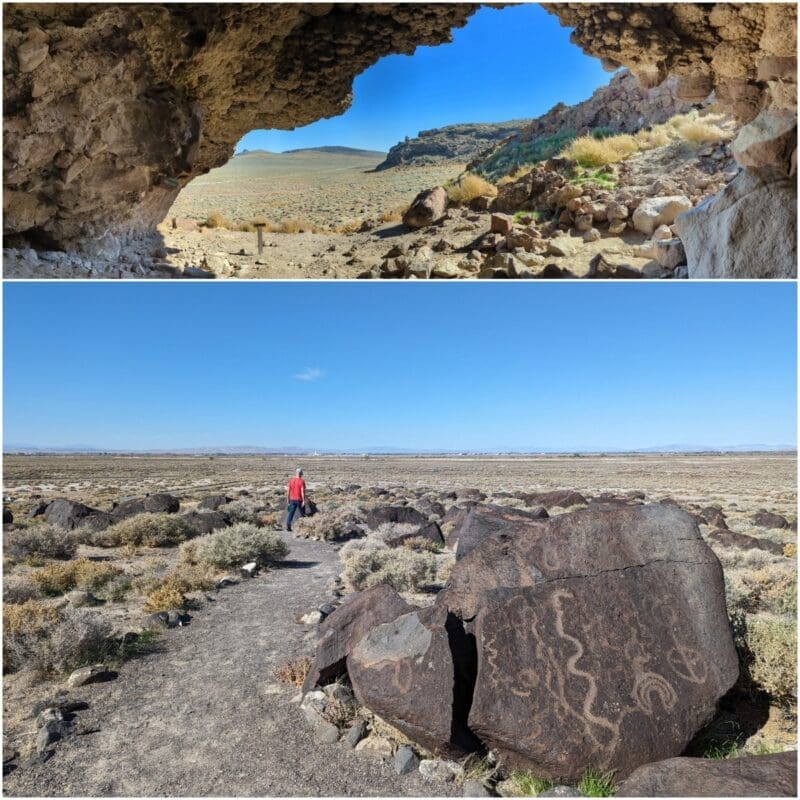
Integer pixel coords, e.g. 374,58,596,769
616,751,798,797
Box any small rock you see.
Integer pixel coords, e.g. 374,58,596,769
36,719,69,753
302,707,340,744
214,577,238,590
394,745,419,775
322,683,353,703
583,227,600,242
354,734,394,759
490,213,514,235
607,219,627,235
318,602,336,618
17,40,49,73
239,562,257,578
343,719,367,749
419,759,464,782
463,779,492,797
655,238,687,268
300,610,323,625
66,664,107,688
540,787,584,797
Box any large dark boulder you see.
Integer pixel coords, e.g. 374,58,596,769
198,494,232,510
43,498,111,531
362,505,428,530
441,504,739,780
448,503,549,560
531,489,587,508
303,584,413,693
181,510,230,534
3,508,13,524
111,493,180,520
348,604,480,757
707,528,784,555
402,186,447,229
753,510,789,529
616,751,797,797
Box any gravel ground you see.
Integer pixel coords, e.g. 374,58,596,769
3,533,457,797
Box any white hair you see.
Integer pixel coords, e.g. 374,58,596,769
295,467,303,476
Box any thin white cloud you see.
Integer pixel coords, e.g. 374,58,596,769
294,367,324,382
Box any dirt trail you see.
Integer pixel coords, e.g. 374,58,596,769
3,533,454,797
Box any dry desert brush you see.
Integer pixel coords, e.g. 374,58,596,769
340,540,437,592
95,513,199,548
5,523,80,563
3,601,112,675
180,522,289,568
31,558,123,596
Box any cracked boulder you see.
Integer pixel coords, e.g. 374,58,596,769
347,604,481,757
438,504,739,780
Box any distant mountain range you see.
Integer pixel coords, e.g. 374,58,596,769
234,146,385,159
5,444,796,455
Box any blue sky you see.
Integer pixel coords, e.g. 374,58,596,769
3,283,796,452
236,5,610,154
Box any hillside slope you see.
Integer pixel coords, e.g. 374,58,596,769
376,120,527,170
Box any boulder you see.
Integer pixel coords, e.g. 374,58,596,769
43,499,111,531
66,664,109,688
3,508,13,525
616,751,797,797
707,528,784,556
732,108,796,173
403,187,447,229
490,213,514,235
348,604,480,757
674,168,796,279
198,494,232,510
448,504,549,560
362,505,428,530
442,504,739,780
533,489,587,508
545,235,581,258
111,493,180,520
632,196,693,235
655,238,687,268
753,510,789,529
27,500,49,519
302,584,413,692
181,510,230,534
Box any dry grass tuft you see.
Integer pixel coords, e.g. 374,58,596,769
560,133,638,167
446,173,497,204
378,204,408,223
31,558,123,596
736,615,797,705
204,211,231,229
273,656,311,687
277,218,319,234
675,119,726,145
143,585,186,613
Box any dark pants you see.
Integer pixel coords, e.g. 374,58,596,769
286,500,305,530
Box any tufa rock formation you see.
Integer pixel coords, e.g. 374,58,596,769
3,3,479,252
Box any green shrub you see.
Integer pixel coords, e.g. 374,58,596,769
577,770,616,797
181,522,289,568
218,498,261,523
3,601,112,675
738,616,797,704
5,523,79,562
97,513,199,548
508,770,553,795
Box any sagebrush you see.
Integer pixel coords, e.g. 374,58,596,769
340,540,436,592
95,513,199,548
181,522,289,567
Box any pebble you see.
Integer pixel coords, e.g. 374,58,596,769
343,719,367,749
463,779,492,797
66,664,107,688
393,745,419,775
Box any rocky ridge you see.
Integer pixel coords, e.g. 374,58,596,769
377,121,527,171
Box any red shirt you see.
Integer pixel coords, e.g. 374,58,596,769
288,477,305,501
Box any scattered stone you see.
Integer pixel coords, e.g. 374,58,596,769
540,787,583,797
66,664,108,688
36,720,68,753
214,577,238,590
632,195,693,234
239,562,258,579
463,779,492,797
403,187,447,229
318,602,336,618
17,40,49,73
300,610,323,625
393,745,420,775
418,759,464,782
343,719,367,749
583,227,600,242
545,235,580,258
490,213,514,235
354,734,394,759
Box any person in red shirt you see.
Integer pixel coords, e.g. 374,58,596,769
286,468,306,532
